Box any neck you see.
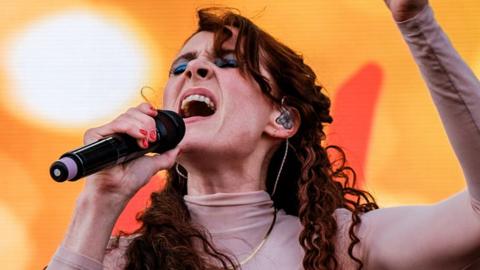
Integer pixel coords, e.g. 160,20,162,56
179,146,274,195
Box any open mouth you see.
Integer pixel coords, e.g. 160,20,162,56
180,94,216,119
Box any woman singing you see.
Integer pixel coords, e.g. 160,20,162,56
47,0,480,269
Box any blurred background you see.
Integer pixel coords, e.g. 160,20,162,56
0,0,478,268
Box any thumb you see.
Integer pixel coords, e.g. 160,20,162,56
119,146,181,194
141,147,180,176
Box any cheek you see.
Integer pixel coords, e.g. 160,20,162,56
225,88,272,134
226,74,271,112
222,71,266,102
162,79,180,110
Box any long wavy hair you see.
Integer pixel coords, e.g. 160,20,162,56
121,7,378,270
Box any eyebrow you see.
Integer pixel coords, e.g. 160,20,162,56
170,51,199,70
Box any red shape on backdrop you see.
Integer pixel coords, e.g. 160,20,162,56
112,174,165,235
328,62,383,187
112,62,383,234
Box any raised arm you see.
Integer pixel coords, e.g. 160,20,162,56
350,1,480,269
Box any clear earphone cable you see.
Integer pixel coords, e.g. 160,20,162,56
271,139,289,197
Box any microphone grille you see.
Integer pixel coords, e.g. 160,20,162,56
154,110,185,151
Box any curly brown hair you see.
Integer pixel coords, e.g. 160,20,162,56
121,7,378,270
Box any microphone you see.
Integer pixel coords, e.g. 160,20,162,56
50,110,185,182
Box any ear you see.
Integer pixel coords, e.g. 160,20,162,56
264,105,301,139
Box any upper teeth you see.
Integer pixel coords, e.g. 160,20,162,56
181,94,215,110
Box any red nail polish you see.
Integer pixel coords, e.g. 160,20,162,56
150,130,157,141
140,129,148,136
143,139,149,148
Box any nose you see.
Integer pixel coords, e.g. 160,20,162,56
185,59,213,80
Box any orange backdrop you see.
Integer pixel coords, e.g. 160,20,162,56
0,0,478,269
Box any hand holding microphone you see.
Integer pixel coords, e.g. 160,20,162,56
50,104,185,191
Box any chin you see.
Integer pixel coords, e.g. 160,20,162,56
179,132,215,153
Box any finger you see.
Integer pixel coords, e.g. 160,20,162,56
116,113,152,148
136,102,158,117
84,113,148,147
124,147,180,181
148,147,181,172
124,107,158,143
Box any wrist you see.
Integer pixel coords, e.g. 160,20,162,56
77,187,130,212
392,4,429,23
61,190,129,261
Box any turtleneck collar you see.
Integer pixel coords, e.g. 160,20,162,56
184,191,275,235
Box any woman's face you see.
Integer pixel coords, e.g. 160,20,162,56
163,30,276,160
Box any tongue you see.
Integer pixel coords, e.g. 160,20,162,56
181,100,215,118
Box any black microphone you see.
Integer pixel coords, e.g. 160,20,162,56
50,110,185,182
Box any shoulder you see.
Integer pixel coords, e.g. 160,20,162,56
271,211,303,247
271,208,368,269
333,208,354,252
333,208,356,246
258,210,304,268
333,208,370,270
334,208,352,224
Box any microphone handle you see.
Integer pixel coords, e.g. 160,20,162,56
51,134,158,182
50,110,185,182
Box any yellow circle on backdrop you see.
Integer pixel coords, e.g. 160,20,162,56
2,8,150,130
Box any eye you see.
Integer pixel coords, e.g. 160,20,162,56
171,62,188,76
214,54,238,68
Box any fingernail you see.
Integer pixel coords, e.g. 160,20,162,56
149,130,157,141
143,138,149,148
140,129,148,136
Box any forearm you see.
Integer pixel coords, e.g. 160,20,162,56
47,191,128,269
397,5,480,201
65,191,127,259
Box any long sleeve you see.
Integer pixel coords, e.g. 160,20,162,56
47,246,104,270
397,5,480,204
47,237,129,270
345,5,480,270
